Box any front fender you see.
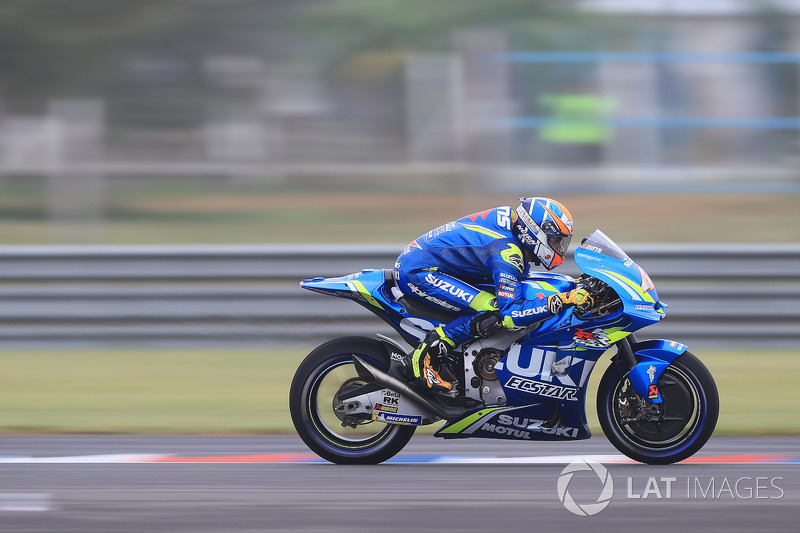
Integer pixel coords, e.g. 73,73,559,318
627,339,688,404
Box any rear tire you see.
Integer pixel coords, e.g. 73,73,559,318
289,337,416,464
597,351,718,465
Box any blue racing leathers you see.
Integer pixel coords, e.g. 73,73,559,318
394,206,555,346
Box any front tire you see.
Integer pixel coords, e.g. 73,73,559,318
597,351,718,465
289,337,416,464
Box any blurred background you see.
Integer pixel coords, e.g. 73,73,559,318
0,0,799,244
1,0,799,434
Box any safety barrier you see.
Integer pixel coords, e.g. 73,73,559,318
0,244,798,349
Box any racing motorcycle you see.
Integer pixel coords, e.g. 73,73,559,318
290,230,718,465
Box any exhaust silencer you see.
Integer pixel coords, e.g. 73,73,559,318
351,355,467,420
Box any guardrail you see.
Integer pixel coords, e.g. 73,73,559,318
1,244,798,349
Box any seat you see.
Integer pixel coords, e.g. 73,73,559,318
382,269,460,323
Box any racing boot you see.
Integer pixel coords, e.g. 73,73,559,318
403,327,456,394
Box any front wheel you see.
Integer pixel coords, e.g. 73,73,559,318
597,351,718,465
289,336,416,464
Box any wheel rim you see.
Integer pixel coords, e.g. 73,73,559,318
611,365,703,451
305,358,399,451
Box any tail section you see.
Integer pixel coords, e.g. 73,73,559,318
301,269,450,345
300,269,392,311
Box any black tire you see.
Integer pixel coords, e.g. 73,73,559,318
289,336,416,464
597,350,719,465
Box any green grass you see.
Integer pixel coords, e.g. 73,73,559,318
0,349,297,434
1,348,798,435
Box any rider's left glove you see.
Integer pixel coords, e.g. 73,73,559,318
547,289,593,314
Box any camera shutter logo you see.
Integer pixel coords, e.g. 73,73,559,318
557,459,614,516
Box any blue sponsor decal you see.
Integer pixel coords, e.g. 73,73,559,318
373,412,423,425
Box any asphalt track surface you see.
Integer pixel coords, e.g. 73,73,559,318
1,435,798,532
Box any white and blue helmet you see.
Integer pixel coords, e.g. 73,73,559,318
512,197,574,270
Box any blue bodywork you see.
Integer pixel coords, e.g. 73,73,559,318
301,230,687,441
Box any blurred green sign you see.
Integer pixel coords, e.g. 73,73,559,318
538,93,616,144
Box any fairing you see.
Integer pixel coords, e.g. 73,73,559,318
301,230,689,439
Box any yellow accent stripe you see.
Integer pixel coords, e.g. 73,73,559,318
434,327,455,347
600,269,656,304
527,280,558,293
463,224,504,239
469,291,498,312
502,315,519,329
605,327,631,344
501,243,524,273
438,406,508,434
351,280,385,310
410,342,426,378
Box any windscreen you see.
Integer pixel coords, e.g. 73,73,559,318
579,230,630,261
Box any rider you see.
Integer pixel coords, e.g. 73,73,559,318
395,197,593,395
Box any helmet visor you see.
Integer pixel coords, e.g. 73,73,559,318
547,233,571,256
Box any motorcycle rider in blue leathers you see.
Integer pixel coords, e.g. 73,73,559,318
395,197,593,395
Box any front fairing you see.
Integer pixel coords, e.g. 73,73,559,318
574,230,664,325
489,234,669,429
516,269,634,348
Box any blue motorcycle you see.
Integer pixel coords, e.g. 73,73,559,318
290,230,719,464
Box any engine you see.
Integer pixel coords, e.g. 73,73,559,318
577,275,622,318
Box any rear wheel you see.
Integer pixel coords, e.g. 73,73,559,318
289,337,416,464
597,351,718,465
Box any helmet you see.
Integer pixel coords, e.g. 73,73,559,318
512,197,574,270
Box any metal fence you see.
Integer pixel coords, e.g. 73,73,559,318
1,244,798,349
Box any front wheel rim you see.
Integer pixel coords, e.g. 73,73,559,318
611,365,704,451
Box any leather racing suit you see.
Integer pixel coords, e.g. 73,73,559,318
394,206,555,347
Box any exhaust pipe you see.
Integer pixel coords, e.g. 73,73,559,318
351,356,467,420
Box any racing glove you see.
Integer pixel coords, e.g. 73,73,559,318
469,311,502,338
547,289,593,315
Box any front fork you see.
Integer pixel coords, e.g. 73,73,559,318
616,334,688,404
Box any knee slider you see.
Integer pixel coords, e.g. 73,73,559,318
469,311,502,338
